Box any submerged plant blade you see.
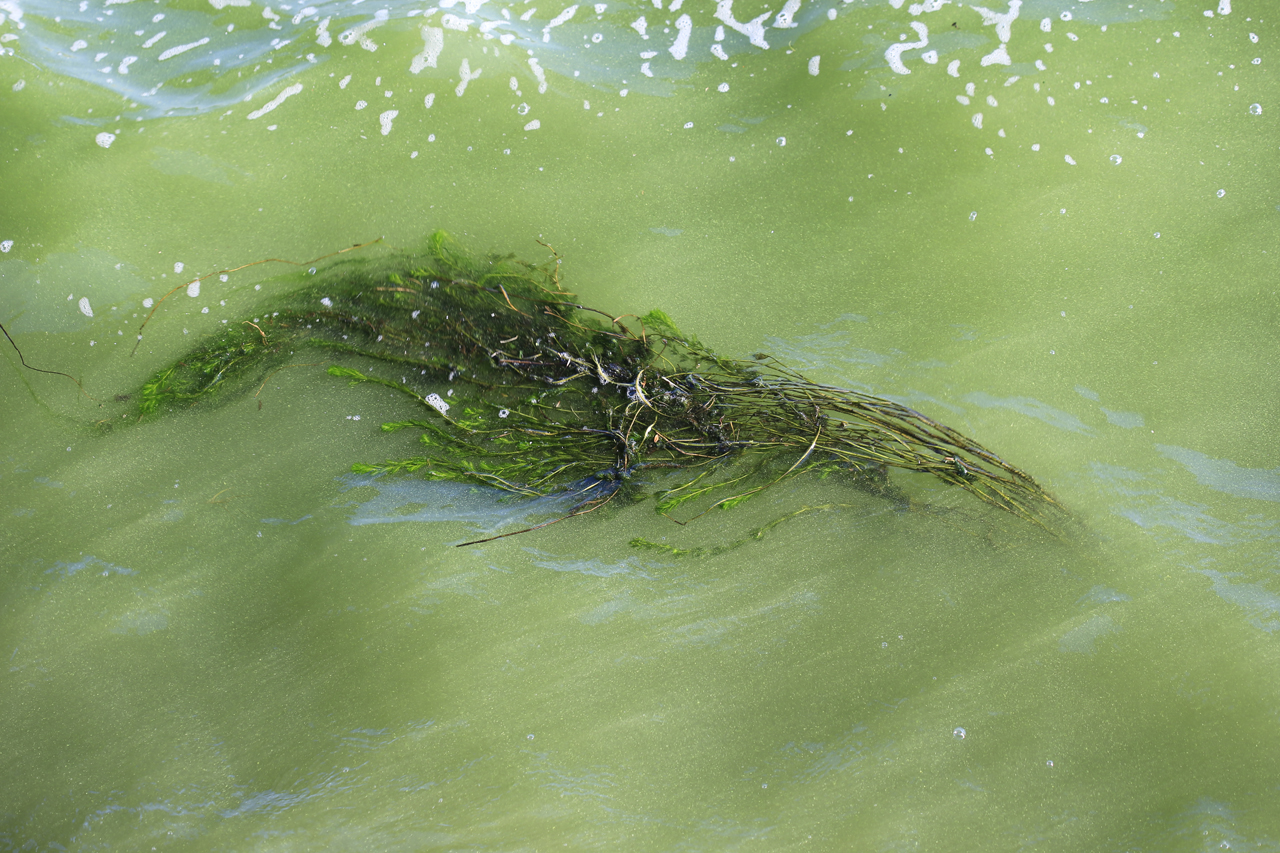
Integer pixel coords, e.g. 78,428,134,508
135,231,1069,536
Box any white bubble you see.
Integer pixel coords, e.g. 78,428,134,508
1216,188,1226,198
186,281,200,298
95,132,116,149
776,136,786,146
499,409,510,418
717,82,729,92
953,727,966,739
321,297,333,307
1154,232,1161,238
969,211,977,221
1250,103,1262,115
0,240,11,253
1110,154,1122,165
142,297,154,308
78,297,93,318
684,121,694,129
355,100,367,110
379,109,398,136
201,306,209,314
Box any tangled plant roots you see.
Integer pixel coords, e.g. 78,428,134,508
137,231,1067,545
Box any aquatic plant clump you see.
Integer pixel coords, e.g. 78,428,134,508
136,232,1066,537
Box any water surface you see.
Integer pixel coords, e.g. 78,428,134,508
2,0,1279,849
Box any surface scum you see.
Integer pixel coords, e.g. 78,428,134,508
133,231,1068,548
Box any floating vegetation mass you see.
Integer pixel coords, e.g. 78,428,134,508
135,232,1066,546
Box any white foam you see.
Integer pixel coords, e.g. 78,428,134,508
340,10,390,52
669,14,692,59
95,131,116,148
0,240,11,253
339,74,351,89
808,55,820,75
316,16,332,47
247,83,302,120
142,31,166,49
543,4,578,42
972,0,1020,43
1218,0,1231,13
947,59,960,77
972,112,982,128
525,119,541,130
529,57,548,93
773,0,801,29
921,50,937,64
78,297,93,317
885,22,928,74
380,109,398,135
174,261,184,273
1064,154,1076,165
714,0,770,50
631,15,646,36
442,14,471,32
117,55,137,74
187,281,200,297
158,37,209,61
411,25,444,73
980,43,1010,66
425,393,450,415
142,297,153,308
456,58,482,96
425,92,436,108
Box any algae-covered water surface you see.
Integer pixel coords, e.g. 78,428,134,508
2,0,1279,849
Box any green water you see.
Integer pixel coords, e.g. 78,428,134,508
2,0,1279,849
